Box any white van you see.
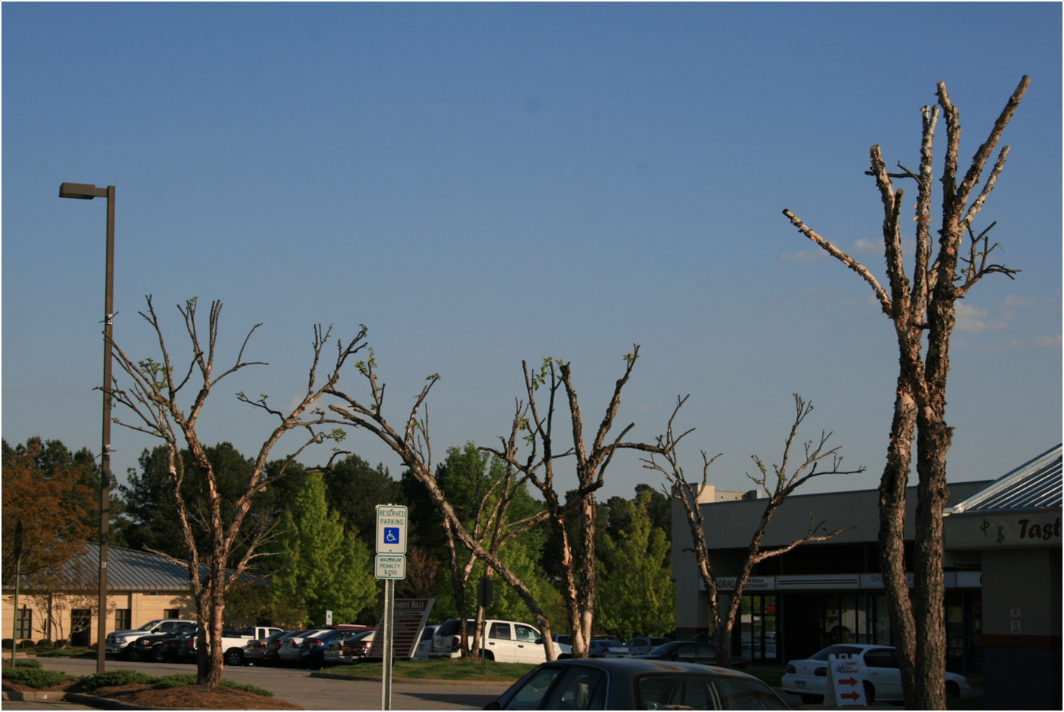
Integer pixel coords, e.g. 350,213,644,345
430,618,560,664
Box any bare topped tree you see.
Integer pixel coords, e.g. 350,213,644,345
323,349,563,658
484,346,671,658
782,76,1029,709
645,394,862,667
107,296,365,687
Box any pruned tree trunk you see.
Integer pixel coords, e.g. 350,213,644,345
647,394,862,667
108,298,365,687
783,77,1029,709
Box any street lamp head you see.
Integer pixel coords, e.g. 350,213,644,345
59,182,107,199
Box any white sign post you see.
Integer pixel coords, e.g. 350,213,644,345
375,505,408,711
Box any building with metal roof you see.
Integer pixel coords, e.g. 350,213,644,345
3,543,197,647
944,444,1061,710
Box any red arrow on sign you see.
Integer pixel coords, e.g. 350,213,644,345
841,692,861,701
838,677,859,687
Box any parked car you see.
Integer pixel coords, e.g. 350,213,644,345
262,630,309,667
431,618,553,663
278,628,330,666
105,618,197,658
243,629,288,666
413,625,438,660
484,658,789,710
781,643,971,704
125,622,197,662
635,640,747,669
341,630,376,662
153,627,198,663
586,637,630,658
626,636,671,656
324,629,375,666
302,627,372,669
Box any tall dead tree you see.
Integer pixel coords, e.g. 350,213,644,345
484,347,671,658
107,297,364,687
783,76,1028,709
645,394,862,667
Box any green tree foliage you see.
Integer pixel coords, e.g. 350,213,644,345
270,472,376,627
595,489,674,642
322,454,402,545
115,443,262,560
428,443,554,625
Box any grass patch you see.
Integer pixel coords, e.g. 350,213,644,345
1,666,73,688
80,670,273,697
326,658,536,683
35,646,97,659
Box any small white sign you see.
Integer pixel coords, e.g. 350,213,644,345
375,554,407,580
376,504,408,554
827,654,866,707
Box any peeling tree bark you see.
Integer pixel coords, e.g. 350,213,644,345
783,77,1028,709
108,298,364,687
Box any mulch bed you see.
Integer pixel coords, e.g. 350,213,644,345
3,679,303,709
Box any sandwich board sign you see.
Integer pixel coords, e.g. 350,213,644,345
826,654,867,706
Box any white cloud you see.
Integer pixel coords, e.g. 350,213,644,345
853,238,880,254
978,335,1062,350
955,303,1006,332
781,249,827,263
1004,294,1035,307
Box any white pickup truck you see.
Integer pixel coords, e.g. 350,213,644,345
183,625,284,666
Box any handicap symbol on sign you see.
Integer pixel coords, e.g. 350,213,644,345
384,527,400,544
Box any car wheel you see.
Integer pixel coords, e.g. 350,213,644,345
800,695,823,705
483,650,494,662
151,647,169,663
946,681,960,700
126,648,143,662
863,681,876,704
225,649,243,666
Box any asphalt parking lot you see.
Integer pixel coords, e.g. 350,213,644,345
30,657,510,710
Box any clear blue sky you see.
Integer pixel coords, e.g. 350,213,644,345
3,3,1060,502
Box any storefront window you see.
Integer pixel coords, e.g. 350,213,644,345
738,595,778,662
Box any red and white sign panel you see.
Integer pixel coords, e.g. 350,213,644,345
367,598,435,660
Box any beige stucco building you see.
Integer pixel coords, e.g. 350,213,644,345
3,544,196,646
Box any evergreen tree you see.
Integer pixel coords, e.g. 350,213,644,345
595,489,674,642
270,472,376,626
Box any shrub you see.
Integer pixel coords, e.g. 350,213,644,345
1,639,12,650
35,639,54,649
53,639,69,649
15,659,42,669
80,669,155,692
1,666,72,688
219,679,274,697
150,674,197,689
18,639,36,649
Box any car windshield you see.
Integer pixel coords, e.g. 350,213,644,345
809,645,866,661
636,673,787,710
135,620,162,631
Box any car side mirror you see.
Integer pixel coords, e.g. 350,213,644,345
535,638,544,645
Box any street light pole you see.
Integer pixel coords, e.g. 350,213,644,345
58,182,114,674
